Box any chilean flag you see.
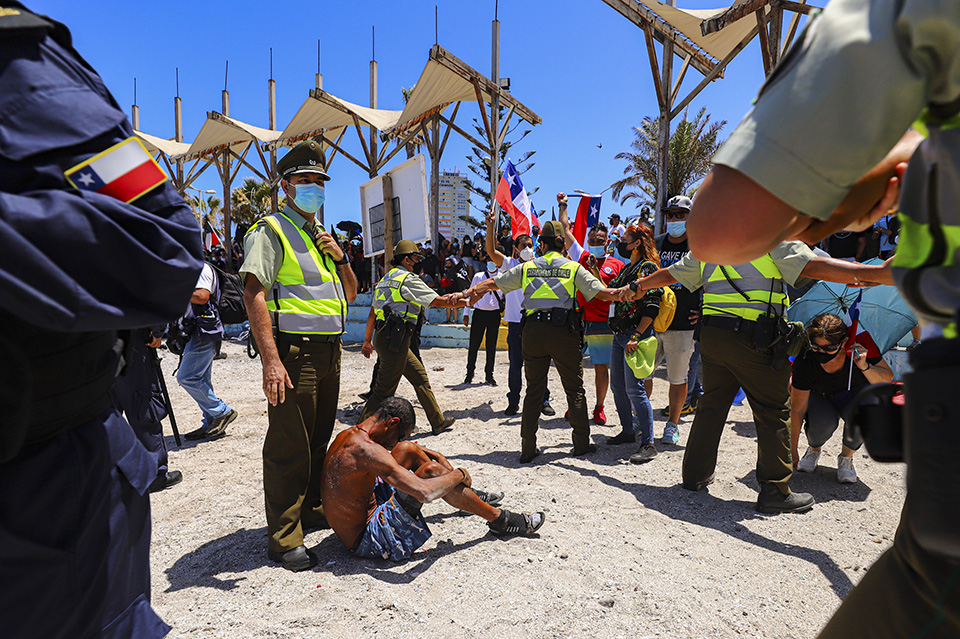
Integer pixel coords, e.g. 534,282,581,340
203,221,222,251
572,194,602,246
65,137,168,203
844,290,882,357
495,160,540,239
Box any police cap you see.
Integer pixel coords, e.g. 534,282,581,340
538,220,564,238
277,141,330,180
393,240,422,259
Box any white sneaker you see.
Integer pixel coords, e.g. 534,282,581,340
797,447,821,473
837,455,858,484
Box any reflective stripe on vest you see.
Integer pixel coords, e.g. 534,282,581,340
373,267,422,324
893,113,960,335
521,252,578,314
701,256,787,321
256,211,346,335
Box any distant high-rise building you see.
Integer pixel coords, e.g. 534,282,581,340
437,169,472,242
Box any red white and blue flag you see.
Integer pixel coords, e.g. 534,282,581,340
203,222,222,251
495,160,540,239
572,194,602,246
844,290,882,358
65,137,168,203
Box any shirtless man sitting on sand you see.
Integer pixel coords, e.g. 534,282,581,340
321,397,544,561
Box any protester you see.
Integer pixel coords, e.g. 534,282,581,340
240,140,357,571
608,213,627,244
873,213,899,260
791,313,893,484
322,397,544,560
177,261,238,441
605,223,662,464
463,260,504,386
484,210,555,417
653,196,703,441
821,230,868,262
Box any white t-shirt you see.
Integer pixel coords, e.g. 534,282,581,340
468,270,503,312
501,256,525,323
184,262,218,319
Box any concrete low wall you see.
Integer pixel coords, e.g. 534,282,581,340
344,292,507,349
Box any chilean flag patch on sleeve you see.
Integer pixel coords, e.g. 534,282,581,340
65,137,168,203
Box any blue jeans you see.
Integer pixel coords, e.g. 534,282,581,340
610,331,654,445
506,322,549,408
176,336,230,422
686,342,703,406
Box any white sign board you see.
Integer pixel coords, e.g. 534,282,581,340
360,154,430,257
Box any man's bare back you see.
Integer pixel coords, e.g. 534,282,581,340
320,398,545,560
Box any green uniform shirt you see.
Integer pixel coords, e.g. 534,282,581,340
668,241,815,291
493,253,607,301
239,206,323,289
712,0,960,221
397,269,439,307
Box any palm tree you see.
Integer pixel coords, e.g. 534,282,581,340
610,107,726,209
232,177,272,225
396,86,427,159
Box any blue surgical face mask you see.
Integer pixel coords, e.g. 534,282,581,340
486,261,498,273
291,183,325,213
666,220,686,237
587,245,605,258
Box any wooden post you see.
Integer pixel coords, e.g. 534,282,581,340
382,173,395,266
222,90,233,271
490,18,501,232
174,95,184,189
655,0,675,237
269,59,278,214
431,115,441,248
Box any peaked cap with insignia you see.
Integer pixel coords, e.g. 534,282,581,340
277,140,330,180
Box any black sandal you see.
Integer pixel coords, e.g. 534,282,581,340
488,509,545,536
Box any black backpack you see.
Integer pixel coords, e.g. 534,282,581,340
209,264,247,325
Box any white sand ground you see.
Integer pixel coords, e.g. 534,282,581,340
150,339,904,639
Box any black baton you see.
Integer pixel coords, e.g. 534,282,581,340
150,349,181,447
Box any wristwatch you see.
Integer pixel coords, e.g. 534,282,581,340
333,256,350,265
629,280,641,293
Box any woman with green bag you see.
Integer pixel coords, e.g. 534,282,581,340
605,223,663,464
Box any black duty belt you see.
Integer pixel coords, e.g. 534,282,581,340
702,315,757,334
277,333,341,344
526,309,567,323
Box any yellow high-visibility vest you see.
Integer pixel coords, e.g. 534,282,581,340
701,256,787,321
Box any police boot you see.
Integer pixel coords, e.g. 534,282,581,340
755,483,814,514
520,439,540,464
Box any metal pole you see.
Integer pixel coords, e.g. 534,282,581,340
222,89,233,271
131,78,139,130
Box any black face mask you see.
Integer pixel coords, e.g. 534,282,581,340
812,349,840,364
616,241,634,259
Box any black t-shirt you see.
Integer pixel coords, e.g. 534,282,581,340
822,230,867,260
791,350,883,395
655,233,703,331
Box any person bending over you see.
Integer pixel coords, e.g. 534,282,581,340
321,397,544,561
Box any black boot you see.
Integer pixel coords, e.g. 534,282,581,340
755,483,815,514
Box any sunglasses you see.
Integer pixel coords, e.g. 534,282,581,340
810,342,843,353
663,210,689,220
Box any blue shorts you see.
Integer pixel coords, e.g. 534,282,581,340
353,479,432,561
584,322,613,367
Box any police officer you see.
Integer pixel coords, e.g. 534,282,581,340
629,244,891,513
358,240,460,434
683,0,960,634
241,140,357,572
468,220,628,462
0,4,204,637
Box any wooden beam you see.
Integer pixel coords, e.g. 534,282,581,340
670,24,760,120
671,53,692,109
643,22,666,109
781,1,817,15
602,0,717,77
322,133,370,173
438,112,490,154
439,102,460,157
781,0,809,56
701,0,774,35
472,77,495,147
755,10,772,75
768,5,783,68
351,113,374,174
496,102,516,149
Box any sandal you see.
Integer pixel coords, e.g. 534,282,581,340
470,489,504,507
488,509,545,536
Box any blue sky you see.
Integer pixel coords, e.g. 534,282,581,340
33,0,782,230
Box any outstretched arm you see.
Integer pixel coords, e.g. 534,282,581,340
801,255,894,286
485,207,507,268
557,192,577,250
